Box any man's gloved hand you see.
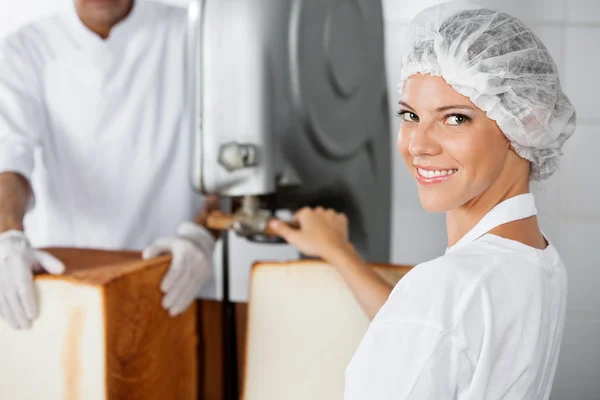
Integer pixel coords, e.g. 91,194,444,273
0,230,65,330
143,222,215,317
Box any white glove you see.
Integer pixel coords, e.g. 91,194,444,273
142,222,215,317
0,230,65,330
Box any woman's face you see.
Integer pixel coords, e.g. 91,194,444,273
397,74,512,213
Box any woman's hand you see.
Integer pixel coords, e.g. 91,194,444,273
271,207,393,319
269,207,354,261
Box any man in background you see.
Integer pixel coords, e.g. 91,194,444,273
0,0,215,329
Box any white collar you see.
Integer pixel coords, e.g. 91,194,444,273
445,193,537,254
63,0,148,49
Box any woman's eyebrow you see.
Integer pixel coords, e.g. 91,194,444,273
398,102,475,112
398,101,414,110
435,105,475,112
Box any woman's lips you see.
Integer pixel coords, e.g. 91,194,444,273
415,167,458,186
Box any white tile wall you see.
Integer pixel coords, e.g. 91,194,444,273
390,210,447,265
564,27,600,123
560,124,600,221
551,315,600,399
567,0,600,23
531,172,564,218
382,0,528,22
537,216,562,243
383,0,456,22
554,221,600,313
382,0,565,23
511,0,565,22
477,0,523,20
383,1,600,399
383,21,407,80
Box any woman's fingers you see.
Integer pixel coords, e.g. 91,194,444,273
293,207,347,226
269,220,300,241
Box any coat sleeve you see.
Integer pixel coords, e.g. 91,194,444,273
0,32,45,184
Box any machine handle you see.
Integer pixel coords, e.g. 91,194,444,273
206,211,300,237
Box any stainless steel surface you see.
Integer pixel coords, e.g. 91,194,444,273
240,195,260,216
231,210,271,237
231,196,278,241
218,142,259,172
187,0,391,262
186,0,205,196
187,0,275,196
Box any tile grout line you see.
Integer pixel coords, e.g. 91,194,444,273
560,0,567,122
575,119,600,125
384,19,600,28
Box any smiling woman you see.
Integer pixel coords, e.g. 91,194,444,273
396,74,522,217
270,1,576,399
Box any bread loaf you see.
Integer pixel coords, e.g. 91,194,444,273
242,260,412,400
0,248,197,400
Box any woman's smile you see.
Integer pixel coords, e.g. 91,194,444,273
414,166,459,185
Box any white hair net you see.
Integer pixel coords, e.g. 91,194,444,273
398,2,576,180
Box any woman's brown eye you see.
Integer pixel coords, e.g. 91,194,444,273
396,111,420,123
403,112,419,122
446,114,470,125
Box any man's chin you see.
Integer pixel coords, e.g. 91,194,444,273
82,11,124,28
84,0,120,6
77,0,131,27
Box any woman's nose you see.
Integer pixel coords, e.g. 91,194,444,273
408,123,439,157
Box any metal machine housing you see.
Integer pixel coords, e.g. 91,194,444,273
186,0,391,262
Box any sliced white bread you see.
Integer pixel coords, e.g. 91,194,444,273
242,260,412,400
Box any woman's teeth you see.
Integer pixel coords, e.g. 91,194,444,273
417,168,458,178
